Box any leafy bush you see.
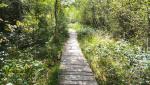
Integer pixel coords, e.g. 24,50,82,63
76,0,149,46
0,0,68,84
78,26,150,85
0,59,47,85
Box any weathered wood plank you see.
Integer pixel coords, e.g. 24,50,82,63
59,29,98,85
59,75,95,81
60,71,93,76
60,80,98,85
60,65,92,72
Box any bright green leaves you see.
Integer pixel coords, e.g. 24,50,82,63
77,0,149,47
0,3,8,8
0,0,68,84
78,26,150,85
1,59,47,84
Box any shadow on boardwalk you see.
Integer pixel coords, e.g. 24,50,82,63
59,29,98,85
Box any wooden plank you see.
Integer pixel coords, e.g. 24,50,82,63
60,71,93,76
60,80,98,85
59,29,98,85
59,75,95,81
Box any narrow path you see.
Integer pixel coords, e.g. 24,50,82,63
59,29,98,85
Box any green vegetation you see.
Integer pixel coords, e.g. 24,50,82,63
78,26,150,84
0,0,150,85
74,0,150,84
0,0,68,84
76,0,149,46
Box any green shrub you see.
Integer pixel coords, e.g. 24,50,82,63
78,27,150,85
1,59,47,85
0,0,68,84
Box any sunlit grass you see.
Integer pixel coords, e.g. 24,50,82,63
78,26,150,85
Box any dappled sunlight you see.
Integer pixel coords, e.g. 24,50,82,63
0,0,150,85
78,24,150,84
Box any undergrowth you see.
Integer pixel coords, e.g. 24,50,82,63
78,25,150,85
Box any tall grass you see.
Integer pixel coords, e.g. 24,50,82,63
78,25,150,85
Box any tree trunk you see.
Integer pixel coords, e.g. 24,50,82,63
146,1,150,52
91,1,97,27
54,0,59,42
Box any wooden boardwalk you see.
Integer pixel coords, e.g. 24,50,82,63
59,29,98,85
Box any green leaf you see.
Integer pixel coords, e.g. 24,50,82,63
0,3,8,8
